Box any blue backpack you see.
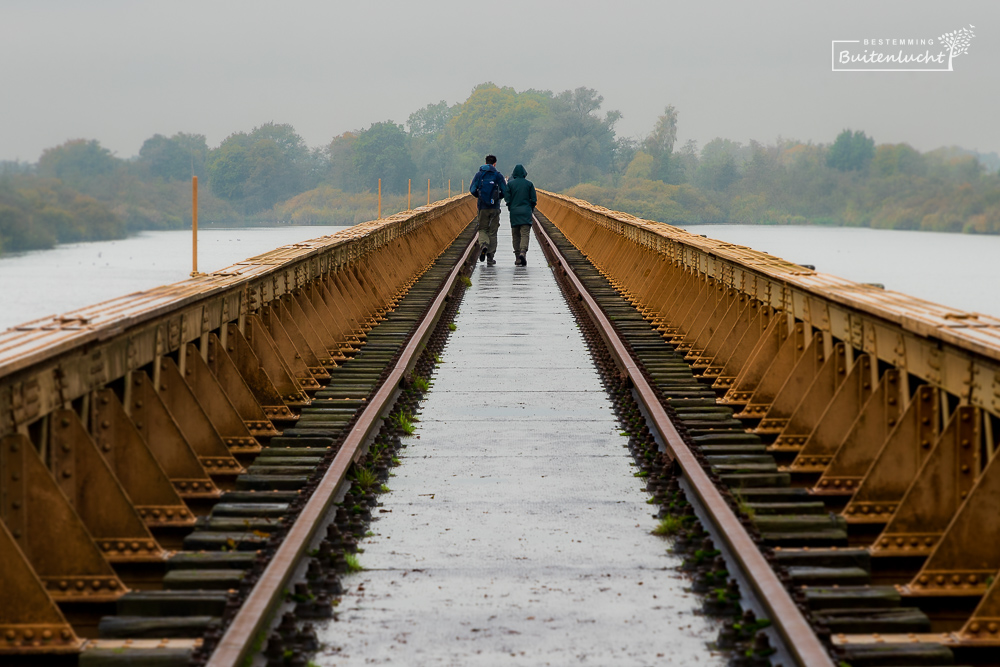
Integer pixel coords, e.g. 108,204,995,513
477,170,501,208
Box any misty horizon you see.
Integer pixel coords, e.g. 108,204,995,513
1,1,997,163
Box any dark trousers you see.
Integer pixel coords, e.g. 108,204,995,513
511,224,532,255
477,209,501,255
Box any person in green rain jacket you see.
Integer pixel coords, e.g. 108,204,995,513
504,164,537,266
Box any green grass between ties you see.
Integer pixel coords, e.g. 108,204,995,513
344,553,363,573
652,515,683,536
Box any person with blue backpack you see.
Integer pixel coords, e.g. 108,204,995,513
469,155,508,266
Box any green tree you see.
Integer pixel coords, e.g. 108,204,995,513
643,105,679,182
525,87,620,190
37,139,120,189
447,83,550,164
696,138,742,191
352,121,415,194
827,129,875,172
138,133,208,181
206,123,313,213
407,101,456,137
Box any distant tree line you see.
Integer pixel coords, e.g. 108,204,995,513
3,81,1000,254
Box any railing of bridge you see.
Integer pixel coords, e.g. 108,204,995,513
0,195,476,655
539,190,1000,646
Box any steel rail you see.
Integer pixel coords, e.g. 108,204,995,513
206,234,478,667
533,214,834,667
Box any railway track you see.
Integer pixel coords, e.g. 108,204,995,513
0,201,478,667
532,209,998,667
6,192,1000,666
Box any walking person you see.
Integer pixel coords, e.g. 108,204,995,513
505,164,537,266
469,155,508,266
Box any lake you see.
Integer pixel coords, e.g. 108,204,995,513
1,223,997,331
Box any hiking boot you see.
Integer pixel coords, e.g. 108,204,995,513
479,245,487,262
486,254,496,266
520,254,527,266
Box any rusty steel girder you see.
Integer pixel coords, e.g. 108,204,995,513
0,195,477,654
540,190,1000,647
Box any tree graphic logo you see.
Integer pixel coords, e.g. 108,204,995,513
938,24,976,70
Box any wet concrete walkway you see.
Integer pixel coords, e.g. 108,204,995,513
316,215,724,666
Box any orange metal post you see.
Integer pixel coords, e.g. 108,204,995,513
191,176,198,276
378,179,382,219
427,179,430,205
408,179,411,210
448,179,451,198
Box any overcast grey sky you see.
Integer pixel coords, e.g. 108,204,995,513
1,0,996,162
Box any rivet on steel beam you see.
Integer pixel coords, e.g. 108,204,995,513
961,465,971,473
961,439,971,448
62,470,72,478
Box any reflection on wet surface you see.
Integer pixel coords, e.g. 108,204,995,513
314,215,724,666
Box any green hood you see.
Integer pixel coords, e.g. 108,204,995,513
511,164,527,179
